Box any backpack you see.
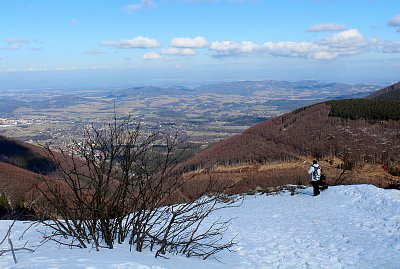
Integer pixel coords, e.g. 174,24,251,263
312,165,321,180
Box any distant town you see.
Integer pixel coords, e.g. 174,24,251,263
0,80,379,152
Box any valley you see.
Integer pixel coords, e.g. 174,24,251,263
0,80,378,151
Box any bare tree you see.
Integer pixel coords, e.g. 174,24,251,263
34,116,238,258
332,151,354,186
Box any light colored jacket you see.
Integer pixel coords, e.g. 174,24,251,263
308,164,321,181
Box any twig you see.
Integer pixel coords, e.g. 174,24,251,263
8,237,17,264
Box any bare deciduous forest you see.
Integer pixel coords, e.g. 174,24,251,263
181,100,400,191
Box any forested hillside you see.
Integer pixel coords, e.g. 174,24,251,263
0,136,56,175
327,99,400,120
183,102,400,171
181,83,400,192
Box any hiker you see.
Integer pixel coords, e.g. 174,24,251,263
308,160,321,196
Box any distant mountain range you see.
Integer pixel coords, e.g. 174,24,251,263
0,80,380,117
106,80,379,99
190,80,378,98
105,86,193,98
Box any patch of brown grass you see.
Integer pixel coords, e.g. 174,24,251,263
182,157,400,196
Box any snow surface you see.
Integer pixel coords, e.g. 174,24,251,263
1,185,399,269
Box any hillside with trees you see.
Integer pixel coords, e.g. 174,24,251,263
181,82,400,191
327,99,400,120
0,136,59,218
183,102,400,169
0,136,56,175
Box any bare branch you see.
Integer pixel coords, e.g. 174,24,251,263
33,115,238,259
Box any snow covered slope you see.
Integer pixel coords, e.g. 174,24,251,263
1,185,399,269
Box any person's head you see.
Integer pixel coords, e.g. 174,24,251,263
313,160,318,165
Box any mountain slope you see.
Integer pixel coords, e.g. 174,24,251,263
181,83,400,191
183,102,400,169
0,136,59,210
0,136,81,212
0,135,56,175
0,161,45,208
366,81,400,100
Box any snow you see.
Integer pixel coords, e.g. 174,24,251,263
1,184,399,269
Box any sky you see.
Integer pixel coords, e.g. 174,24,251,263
0,0,399,89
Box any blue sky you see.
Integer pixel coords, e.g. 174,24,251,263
0,0,399,89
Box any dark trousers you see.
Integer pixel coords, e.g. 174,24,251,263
311,180,321,196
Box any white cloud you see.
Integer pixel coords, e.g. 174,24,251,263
262,41,332,59
322,29,364,43
209,41,258,56
306,23,347,32
388,15,400,27
170,36,209,48
209,41,241,52
240,42,259,53
123,0,156,13
0,68,18,72
309,51,339,60
103,29,399,62
100,36,160,49
388,15,400,32
209,29,383,60
0,67,75,72
381,41,400,53
54,67,78,71
320,29,367,49
3,38,30,49
143,52,162,59
160,47,196,56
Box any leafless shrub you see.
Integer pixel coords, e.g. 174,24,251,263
332,162,353,186
34,116,238,259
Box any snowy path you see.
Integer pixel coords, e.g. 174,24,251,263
225,185,400,269
0,185,399,268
